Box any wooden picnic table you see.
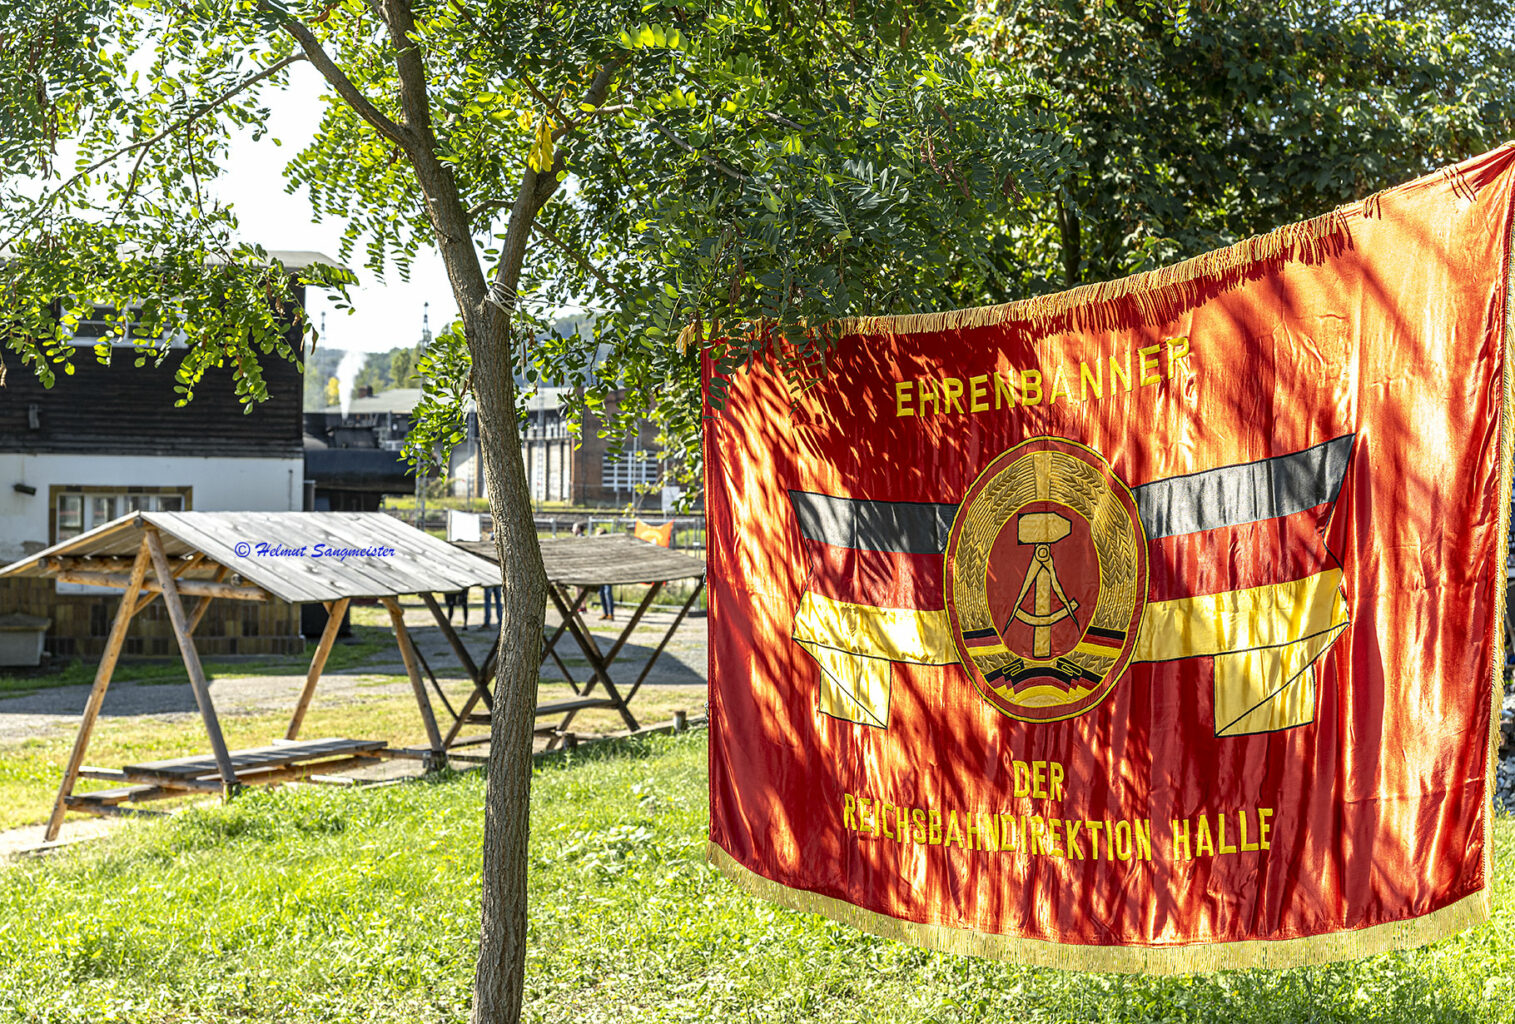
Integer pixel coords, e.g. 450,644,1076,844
449,535,706,749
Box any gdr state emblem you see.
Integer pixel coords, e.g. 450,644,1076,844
944,437,1149,722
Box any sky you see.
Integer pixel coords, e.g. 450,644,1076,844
212,62,454,355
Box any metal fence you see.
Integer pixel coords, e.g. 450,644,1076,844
533,514,707,551
384,509,707,551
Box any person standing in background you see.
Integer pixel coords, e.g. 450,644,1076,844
587,524,618,621
444,587,469,628
479,518,503,631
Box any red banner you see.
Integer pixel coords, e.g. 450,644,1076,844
705,145,1515,970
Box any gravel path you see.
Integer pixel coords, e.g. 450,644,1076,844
0,606,708,745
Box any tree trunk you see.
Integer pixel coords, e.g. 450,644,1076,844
458,130,568,1024
466,299,547,1024
1056,191,1081,288
410,139,549,1024
357,21,617,1017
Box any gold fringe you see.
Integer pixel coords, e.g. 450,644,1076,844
681,146,1515,351
1490,200,1515,891
708,842,1489,974
831,205,1355,341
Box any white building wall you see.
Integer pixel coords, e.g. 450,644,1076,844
0,453,303,563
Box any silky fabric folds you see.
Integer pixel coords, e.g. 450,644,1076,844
704,144,1515,971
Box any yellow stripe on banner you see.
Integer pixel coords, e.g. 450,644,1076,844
792,593,956,729
1074,641,1125,659
1133,569,1346,662
793,572,1349,733
801,644,895,729
965,643,1010,657
793,592,956,665
1211,620,1346,736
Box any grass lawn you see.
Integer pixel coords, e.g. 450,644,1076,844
0,681,703,833
0,732,1511,1024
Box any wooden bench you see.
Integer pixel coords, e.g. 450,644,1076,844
60,738,399,819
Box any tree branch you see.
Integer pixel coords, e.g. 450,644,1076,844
761,110,806,131
520,72,574,133
2,54,307,253
487,58,628,314
533,221,625,297
375,0,435,143
647,119,747,182
279,17,413,152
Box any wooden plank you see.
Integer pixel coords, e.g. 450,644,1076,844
421,591,482,685
366,511,506,591
0,513,148,580
68,784,163,806
286,596,350,740
210,754,382,788
151,512,333,604
53,570,269,601
130,554,216,617
152,511,503,603
5,511,505,603
625,575,706,705
458,534,706,586
122,737,386,778
441,637,502,748
603,582,663,664
50,554,203,575
43,536,152,842
64,802,169,820
547,584,639,734
382,597,445,755
534,698,620,715
146,527,241,796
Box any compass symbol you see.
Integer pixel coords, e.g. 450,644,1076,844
1006,512,1081,659
944,436,1148,723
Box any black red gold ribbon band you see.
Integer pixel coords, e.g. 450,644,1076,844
789,434,1354,549
788,435,1355,732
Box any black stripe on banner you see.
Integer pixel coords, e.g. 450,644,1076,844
1085,626,1126,643
789,490,956,554
1131,433,1354,541
787,434,1354,553
963,627,999,640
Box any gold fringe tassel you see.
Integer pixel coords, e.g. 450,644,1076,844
1489,195,1515,891
708,841,1489,974
681,146,1514,351
832,206,1355,341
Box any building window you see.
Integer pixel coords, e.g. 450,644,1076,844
63,303,188,348
601,450,660,491
54,488,189,543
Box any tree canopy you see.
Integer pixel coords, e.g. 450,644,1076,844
961,0,1515,292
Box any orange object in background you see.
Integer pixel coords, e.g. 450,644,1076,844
704,145,1515,972
635,519,674,547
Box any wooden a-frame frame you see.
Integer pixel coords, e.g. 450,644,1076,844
42,532,455,841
